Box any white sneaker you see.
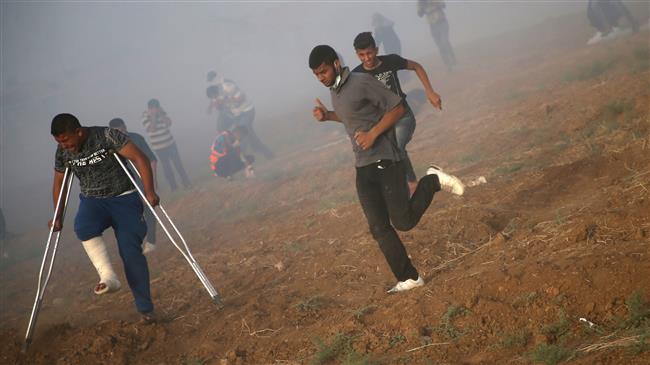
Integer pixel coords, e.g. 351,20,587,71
142,241,157,255
387,276,424,294
426,165,465,196
587,31,603,45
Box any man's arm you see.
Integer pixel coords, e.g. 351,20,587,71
117,141,160,207
313,98,342,123
405,59,442,110
354,103,405,150
49,170,68,231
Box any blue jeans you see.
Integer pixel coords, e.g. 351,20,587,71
395,106,417,183
74,192,154,314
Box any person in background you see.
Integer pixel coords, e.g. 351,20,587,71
210,125,255,180
586,0,638,45
142,98,191,191
372,12,401,56
109,117,158,254
417,0,457,71
353,32,442,195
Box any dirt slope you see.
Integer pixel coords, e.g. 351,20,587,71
1,13,649,365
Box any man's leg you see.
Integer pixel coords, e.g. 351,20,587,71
74,195,119,294
430,20,456,70
379,161,441,232
142,207,157,254
156,146,178,191
167,143,191,188
356,164,419,282
394,107,418,190
237,109,275,159
109,192,153,314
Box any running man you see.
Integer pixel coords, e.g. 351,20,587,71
49,113,158,321
353,31,442,195
308,45,464,293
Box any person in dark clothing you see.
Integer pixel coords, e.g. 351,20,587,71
142,99,191,191
372,12,401,56
49,113,159,322
210,125,255,179
309,45,464,293
109,118,158,254
353,32,442,195
417,0,457,71
586,0,638,45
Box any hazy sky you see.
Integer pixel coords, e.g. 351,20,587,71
1,1,584,231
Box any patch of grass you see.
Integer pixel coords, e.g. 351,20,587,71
631,46,649,73
554,211,567,226
530,343,573,365
495,162,524,175
460,152,482,164
564,59,616,82
625,291,650,328
431,304,470,340
284,240,304,253
499,329,531,348
513,291,540,309
295,296,323,312
310,333,382,365
542,310,571,343
630,326,650,355
349,305,377,321
182,357,207,365
388,334,406,348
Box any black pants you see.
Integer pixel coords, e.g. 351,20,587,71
356,160,440,281
429,18,457,71
215,153,254,178
155,143,191,191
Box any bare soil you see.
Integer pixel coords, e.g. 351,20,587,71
1,13,649,365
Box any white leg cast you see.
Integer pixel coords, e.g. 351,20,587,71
82,236,121,294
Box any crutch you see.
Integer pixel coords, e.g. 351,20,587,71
112,153,222,306
23,168,74,353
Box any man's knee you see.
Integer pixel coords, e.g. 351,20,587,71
392,219,415,232
369,223,394,240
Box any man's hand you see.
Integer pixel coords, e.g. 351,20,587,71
145,192,160,208
48,217,63,232
354,130,378,150
313,98,329,122
427,90,442,110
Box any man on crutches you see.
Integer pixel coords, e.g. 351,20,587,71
49,113,159,323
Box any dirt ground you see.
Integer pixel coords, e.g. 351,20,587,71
1,12,649,365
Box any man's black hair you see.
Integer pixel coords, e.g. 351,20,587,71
207,70,217,82
206,85,220,98
353,32,376,50
51,113,81,135
148,98,160,108
309,45,339,69
109,118,126,129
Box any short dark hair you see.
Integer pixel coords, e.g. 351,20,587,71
206,85,220,98
353,32,376,50
109,118,126,129
51,113,81,135
309,45,339,69
147,98,160,108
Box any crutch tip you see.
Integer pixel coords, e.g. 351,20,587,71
212,296,224,309
21,340,31,354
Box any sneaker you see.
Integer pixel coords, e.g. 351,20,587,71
142,241,156,255
387,276,425,294
587,31,603,45
426,165,465,196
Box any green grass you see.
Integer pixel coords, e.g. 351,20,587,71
182,357,207,365
310,333,383,365
388,334,406,348
564,59,616,82
530,343,573,365
499,329,531,348
512,291,540,309
542,310,571,343
625,291,650,328
295,296,323,312
431,304,470,340
495,162,524,175
349,305,377,321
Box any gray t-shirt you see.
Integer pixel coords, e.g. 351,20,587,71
54,127,134,198
330,67,402,167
